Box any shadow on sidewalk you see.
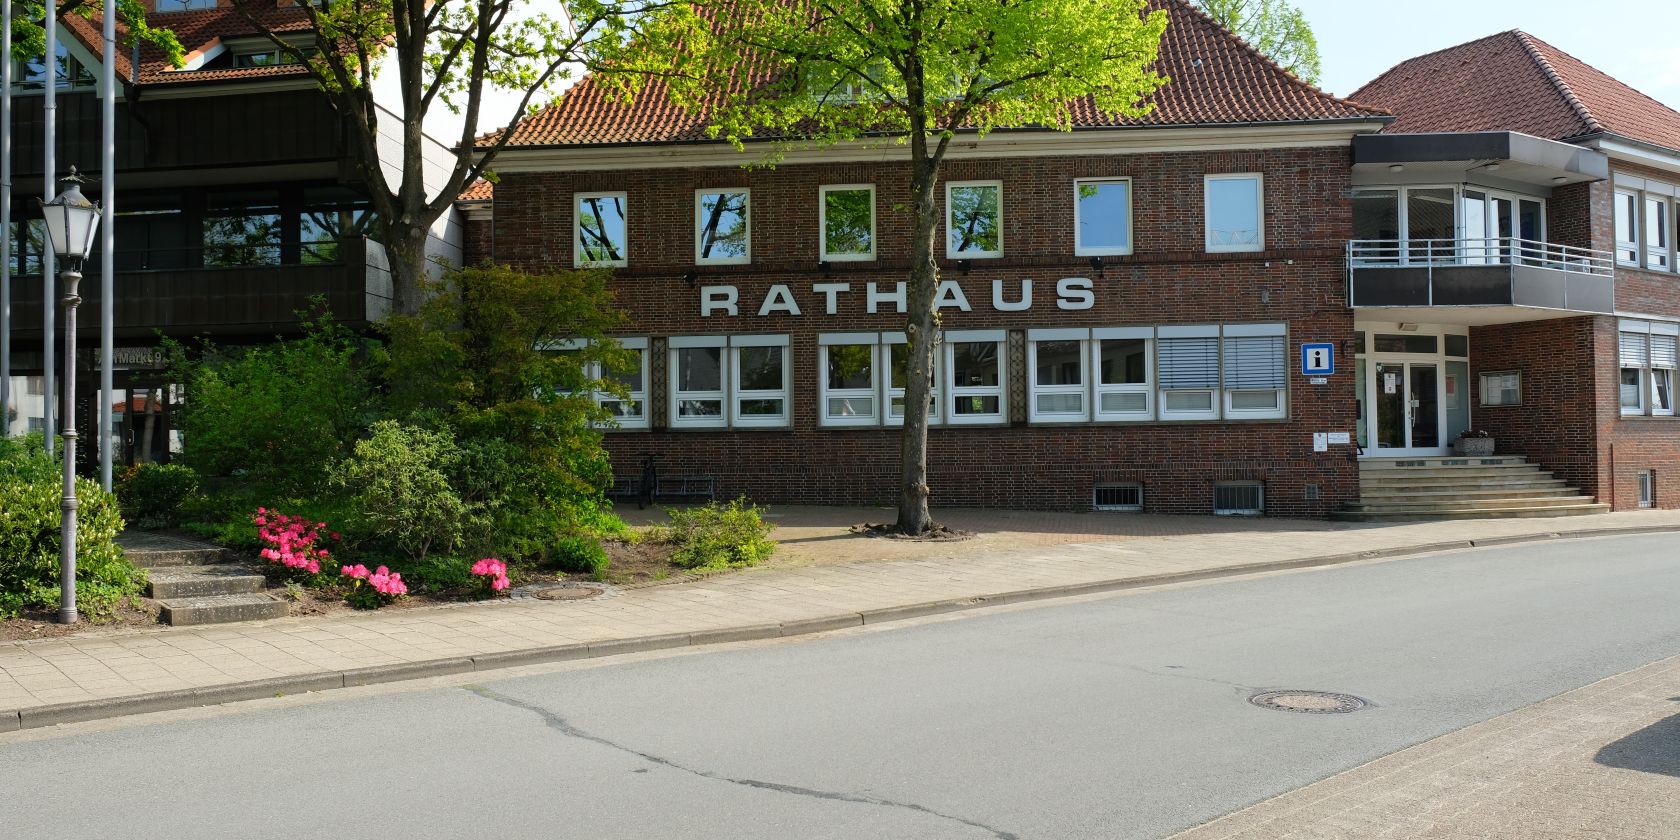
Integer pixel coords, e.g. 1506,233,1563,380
1594,706,1680,777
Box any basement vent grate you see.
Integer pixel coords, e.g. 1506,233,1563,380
1395,460,1427,467
1441,459,1468,466
1214,482,1264,516
1480,459,1505,465
1304,484,1320,501
1094,483,1143,512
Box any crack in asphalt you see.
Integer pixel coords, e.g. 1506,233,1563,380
463,685,1020,840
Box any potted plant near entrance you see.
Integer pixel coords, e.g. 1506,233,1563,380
1455,429,1495,457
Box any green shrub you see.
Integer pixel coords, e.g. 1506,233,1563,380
402,556,476,593
337,421,465,562
116,463,200,529
653,498,777,571
0,435,142,619
550,535,610,579
170,312,374,497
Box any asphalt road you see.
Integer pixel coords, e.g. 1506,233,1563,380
4,534,1680,839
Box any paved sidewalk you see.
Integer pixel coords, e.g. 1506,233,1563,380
1170,652,1680,840
5,508,1680,730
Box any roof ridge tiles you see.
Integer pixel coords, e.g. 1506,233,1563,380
1511,30,1604,137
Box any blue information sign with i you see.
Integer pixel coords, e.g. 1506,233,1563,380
1301,343,1335,376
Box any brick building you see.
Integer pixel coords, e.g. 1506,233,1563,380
465,7,1679,517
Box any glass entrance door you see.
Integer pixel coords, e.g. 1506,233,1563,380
1371,360,1444,453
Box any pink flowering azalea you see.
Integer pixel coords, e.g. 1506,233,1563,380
470,558,511,594
251,509,342,579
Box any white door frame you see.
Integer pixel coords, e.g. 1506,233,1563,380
1364,356,1449,456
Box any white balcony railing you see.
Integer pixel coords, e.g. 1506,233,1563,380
1348,237,1614,276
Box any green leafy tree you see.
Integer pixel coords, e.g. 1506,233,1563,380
618,0,1169,534
228,0,677,316
1196,0,1321,85
12,1,185,89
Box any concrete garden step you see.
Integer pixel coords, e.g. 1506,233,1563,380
1331,503,1610,522
146,567,268,599
157,593,289,626
117,532,232,569
1344,495,1599,513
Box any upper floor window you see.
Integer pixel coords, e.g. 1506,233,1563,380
1074,179,1132,256
155,0,218,10
819,185,874,261
1615,189,1640,265
1204,174,1263,253
1647,197,1671,271
233,45,315,68
947,181,1002,259
695,188,750,265
14,43,96,92
575,192,628,268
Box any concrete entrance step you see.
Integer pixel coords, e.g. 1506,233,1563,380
117,531,231,569
146,567,269,600
1332,503,1610,522
1360,455,1529,468
1344,496,1599,513
1359,466,1551,480
1359,486,1576,501
1360,475,1560,490
157,593,289,626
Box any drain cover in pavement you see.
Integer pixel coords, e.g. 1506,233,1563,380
531,584,605,601
1249,690,1368,714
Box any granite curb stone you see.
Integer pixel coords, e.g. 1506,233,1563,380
7,522,1678,732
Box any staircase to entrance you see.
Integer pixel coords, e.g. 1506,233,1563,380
118,532,290,626
1336,455,1610,521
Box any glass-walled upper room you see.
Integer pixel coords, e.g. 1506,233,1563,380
7,184,373,275
1350,185,1546,265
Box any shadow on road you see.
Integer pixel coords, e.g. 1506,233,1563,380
1594,704,1680,777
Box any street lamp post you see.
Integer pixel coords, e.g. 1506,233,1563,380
41,169,102,624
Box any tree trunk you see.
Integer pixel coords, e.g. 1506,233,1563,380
383,222,431,317
895,156,943,535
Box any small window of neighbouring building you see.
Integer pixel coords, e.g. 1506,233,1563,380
1094,483,1143,512
1214,482,1264,516
1638,471,1655,508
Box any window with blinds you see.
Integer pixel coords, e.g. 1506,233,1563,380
1158,336,1219,417
1622,331,1650,414
1223,335,1286,416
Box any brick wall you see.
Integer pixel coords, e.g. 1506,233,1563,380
462,212,492,266
490,145,1362,515
1469,317,1604,496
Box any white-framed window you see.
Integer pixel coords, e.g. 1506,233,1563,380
945,330,1006,424
1479,371,1521,407
1615,189,1641,266
819,184,875,261
575,191,628,268
668,335,791,429
1094,328,1153,420
598,338,648,429
886,333,941,426
1647,196,1671,271
819,334,880,426
731,335,791,428
1157,325,1221,420
155,0,217,9
669,336,728,428
1028,329,1088,422
1652,333,1677,416
1074,178,1133,256
946,181,1002,259
1222,325,1287,419
1204,173,1264,253
1214,482,1265,516
695,188,750,265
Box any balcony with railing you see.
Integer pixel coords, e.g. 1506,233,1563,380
6,236,393,343
1347,237,1615,316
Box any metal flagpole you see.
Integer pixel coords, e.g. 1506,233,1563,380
42,0,57,456
99,0,114,489
0,0,11,435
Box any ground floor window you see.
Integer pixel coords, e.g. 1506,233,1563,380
668,334,791,429
946,331,1006,424
1638,470,1655,508
1620,322,1679,417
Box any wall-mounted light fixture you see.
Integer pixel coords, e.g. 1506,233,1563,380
957,259,972,275
1388,164,1404,173
817,260,832,277
682,270,698,288
1398,322,1420,332
1089,255,1105,278
1551,176,1568,183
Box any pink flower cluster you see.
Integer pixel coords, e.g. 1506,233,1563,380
471,558,511,592
253,508,338,575
341,564,409,596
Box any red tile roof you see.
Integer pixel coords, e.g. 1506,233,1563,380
458,179,494,202
1351,30,1680,155
485,0,1387,148
62,6,316,86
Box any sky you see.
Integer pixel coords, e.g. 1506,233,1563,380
1298,0,1680,108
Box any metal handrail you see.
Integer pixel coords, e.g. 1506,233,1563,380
1348,237,1614,277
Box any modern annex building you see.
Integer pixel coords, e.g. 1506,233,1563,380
465,5,1680,517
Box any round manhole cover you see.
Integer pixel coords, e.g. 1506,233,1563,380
1249,690,1368,714
531,584,605,601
